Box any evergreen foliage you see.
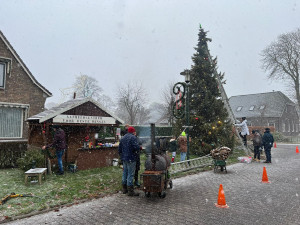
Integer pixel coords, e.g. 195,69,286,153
175,26,235,155
17,148,45,171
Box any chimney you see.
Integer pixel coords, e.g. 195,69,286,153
73,92,76,99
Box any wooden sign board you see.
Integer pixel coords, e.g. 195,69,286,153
53,115,116,124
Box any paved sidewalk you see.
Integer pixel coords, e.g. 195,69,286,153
6,144,300,225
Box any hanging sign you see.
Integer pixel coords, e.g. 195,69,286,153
53,115,116,124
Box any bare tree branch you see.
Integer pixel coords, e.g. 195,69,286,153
261,28,300,107
116,81,148,124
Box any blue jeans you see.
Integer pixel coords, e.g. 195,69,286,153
56,150,65,172
180,152,187,161
122,161,136,187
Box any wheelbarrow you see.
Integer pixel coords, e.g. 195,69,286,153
213,159,227,173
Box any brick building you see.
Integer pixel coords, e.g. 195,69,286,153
229,91,299,136
0,30,52,167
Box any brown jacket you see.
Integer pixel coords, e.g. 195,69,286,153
178,136,191,153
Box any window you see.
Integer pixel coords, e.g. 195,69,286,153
0,105,26,138
249,106,255,111
236,106,242,111
259,105,265,110
0,62,5,88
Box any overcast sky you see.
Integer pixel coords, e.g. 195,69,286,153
1,0,299,106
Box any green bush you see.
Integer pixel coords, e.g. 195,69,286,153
17,148,45,171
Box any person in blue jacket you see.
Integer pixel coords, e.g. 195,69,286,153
118,126,141,196
262,127,274,163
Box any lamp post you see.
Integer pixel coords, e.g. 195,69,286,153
180,70,191,160
172,69,191,161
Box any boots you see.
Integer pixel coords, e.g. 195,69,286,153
134,180,140,188
122,184,128,194
128,186,139,196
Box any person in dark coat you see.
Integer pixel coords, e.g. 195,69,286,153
118,126,141,196
42,125,66,175
262,128,274,163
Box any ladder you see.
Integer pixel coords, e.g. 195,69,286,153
205,47,250,155
169,155,213,174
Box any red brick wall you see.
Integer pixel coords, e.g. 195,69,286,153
0,37,48,139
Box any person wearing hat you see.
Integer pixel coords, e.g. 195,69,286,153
235,117,249,147
262,128,274,163
118,126,141,196
178,131,189,161
42,125,66,175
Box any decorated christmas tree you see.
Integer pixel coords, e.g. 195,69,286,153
175,25,235,155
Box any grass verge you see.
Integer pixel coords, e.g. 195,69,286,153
0,148,245,221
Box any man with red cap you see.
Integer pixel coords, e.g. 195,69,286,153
118,126,141,196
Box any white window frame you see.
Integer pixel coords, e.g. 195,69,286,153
0,57,11,89
0,61,5,88
0,102,29,139
249,106,255,111
236,106,242,112
282,121,285,132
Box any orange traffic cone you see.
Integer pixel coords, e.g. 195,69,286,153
215,184,229,208
262,166,270,183
296,146,299,153
274,142,277,148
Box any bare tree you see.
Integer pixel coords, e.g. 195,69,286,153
116,81,148,125
73,74,103,99
97,94,116,113
159,81,176,125
136,106,151,125
59,74,116,112
261,29,300,107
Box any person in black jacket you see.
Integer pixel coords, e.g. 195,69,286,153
42,125,66,175
169,136,177,163
262,128,274,163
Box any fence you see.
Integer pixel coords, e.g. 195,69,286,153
169,155,213,174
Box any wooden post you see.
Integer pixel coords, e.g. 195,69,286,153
44,123,51,174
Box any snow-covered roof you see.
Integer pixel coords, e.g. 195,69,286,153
229,91,295,118
27,97,124,124
0,30,52,97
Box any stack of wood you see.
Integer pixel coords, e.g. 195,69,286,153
210,146,231,160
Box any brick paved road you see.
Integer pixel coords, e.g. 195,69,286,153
6,144,300,225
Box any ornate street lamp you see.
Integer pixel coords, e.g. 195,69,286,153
173,69,192,160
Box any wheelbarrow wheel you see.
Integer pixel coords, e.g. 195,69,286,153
145,192,151,198
158,191,166,198
220,166,224,172
169,180,173,189
214,166,217,173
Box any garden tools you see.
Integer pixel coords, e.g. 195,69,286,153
0,193,34,205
